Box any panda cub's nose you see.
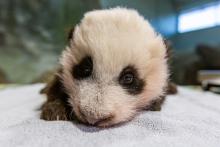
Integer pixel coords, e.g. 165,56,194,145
80,110,114,125
89,114,114,126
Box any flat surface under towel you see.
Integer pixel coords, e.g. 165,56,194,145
0,84,220,147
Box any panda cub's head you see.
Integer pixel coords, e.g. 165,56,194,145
57,8,168,127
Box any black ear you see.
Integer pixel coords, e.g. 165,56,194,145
68,27,75,41
166,82,178,95
163,39,172,59
40,69,74,121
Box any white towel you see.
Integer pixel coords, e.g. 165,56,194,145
0,84,220,147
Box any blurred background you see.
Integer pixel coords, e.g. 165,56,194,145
0,0,220,86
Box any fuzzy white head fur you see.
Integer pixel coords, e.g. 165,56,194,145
60,8,168,127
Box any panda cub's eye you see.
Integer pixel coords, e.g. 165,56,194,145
120,72,134,85
119,66,145,95
73,56,93,80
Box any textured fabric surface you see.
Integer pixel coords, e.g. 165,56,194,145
0,84,220,147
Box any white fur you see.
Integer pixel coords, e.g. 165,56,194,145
60,8,168,127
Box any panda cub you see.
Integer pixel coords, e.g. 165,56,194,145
41,8,170,127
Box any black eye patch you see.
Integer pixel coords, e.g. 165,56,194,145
72,56,93,80
118,66,145,95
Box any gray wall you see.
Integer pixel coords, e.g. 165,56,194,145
170,0,220,52
101,0,220,52
170,26,220,52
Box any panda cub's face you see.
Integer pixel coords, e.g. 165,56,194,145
60,8,168,127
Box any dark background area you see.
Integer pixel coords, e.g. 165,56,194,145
0,0,220,84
